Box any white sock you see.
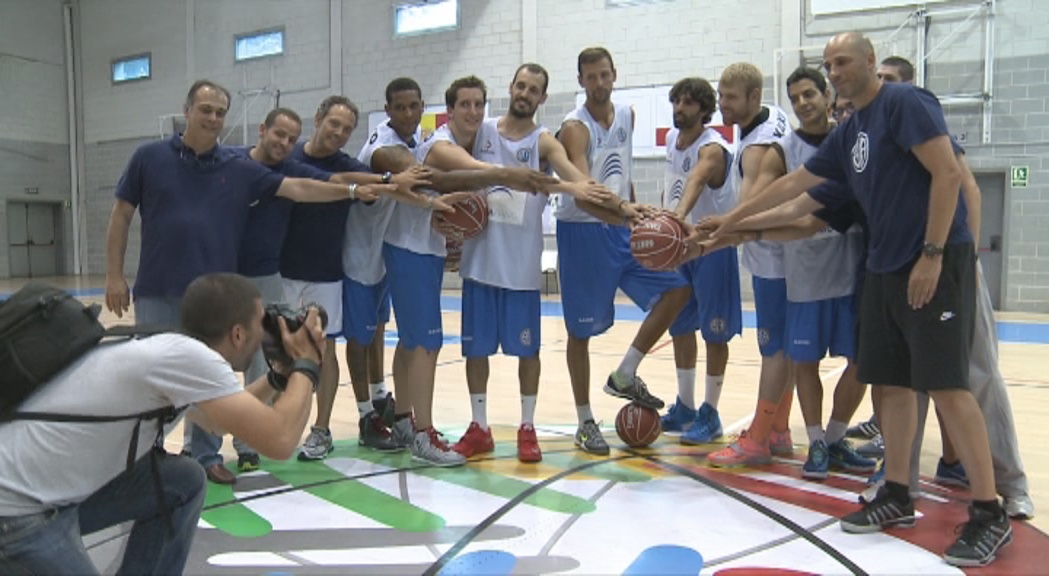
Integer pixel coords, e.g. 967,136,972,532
357,401,372,418
576,404,594,424
369,381,388,400
826,420,848,445
616,346,644,378
676,368,696,409
471,394,488,429
521,395,537,425
806,425,825,444
705,374,724,408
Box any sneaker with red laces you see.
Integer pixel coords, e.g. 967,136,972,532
769,429,794,456
517,423,542,463
453,421,495,457
708,431,772,468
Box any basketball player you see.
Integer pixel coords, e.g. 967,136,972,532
558,47,691,455
280,95,439,461
419,69,623,462
705,62,794,466
656,78,742,447
735,68,873,478
708,32,1011,567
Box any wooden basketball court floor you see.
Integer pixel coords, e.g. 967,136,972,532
5,276,1048,574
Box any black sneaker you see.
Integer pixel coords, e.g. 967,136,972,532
943,505,1012,567
359,411,403,453
604,371,665,410
372,392,396,428
237,452,260,472
840,486,916,533
845,417,880,440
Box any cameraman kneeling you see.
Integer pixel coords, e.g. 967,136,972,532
0,273,323,575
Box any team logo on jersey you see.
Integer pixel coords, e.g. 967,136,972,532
852,132,870,173
520,328,532,347
757,328,770,346
773,110,788,138
516,148,532,163
669,181,684,205
616,127,628,143
481,140,494,155
369,132,378,144
709,317,727,334
683,156,692,172
600,154,624,181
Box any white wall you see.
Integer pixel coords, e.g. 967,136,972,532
0,0,69,144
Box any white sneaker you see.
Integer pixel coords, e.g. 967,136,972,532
1003,494,1035,520
411,427,466,467
392,417,415,449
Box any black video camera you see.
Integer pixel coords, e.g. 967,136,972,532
261,303,328,366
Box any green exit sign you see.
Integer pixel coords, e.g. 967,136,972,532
1011,166,1030,188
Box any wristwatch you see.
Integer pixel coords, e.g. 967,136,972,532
381,171,393,184
921,241,945,258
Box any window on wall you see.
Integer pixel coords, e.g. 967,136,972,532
394,0,459,37
235,28,284,62
111,53,151,84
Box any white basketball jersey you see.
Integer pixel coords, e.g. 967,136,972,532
663,127,733,222
734,105,792,279
383,125,452,257
780,130,863,302
555,103,633,222
344,120,420,284
459,118,547,290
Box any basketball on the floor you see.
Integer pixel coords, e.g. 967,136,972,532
630,213,686,271
615,402,662,448
433,193,488,240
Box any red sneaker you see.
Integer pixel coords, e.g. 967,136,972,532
517,423,542,463
708,430,772,468
452,422,495,457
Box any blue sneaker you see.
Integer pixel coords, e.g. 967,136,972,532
829,438,878,473
803,439,830,479
935,458,969,488
680,402,722,445
660,398,697,432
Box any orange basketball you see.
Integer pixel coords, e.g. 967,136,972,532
433,194,489,240
615,402,662,448
630,213,686,271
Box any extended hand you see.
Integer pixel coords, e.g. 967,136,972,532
392,165,433,192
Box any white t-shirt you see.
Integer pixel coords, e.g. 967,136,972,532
663,127,733,221
383,125,453,257
555,103,634,223
0,334,241,514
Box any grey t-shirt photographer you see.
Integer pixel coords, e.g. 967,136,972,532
0,334,241,515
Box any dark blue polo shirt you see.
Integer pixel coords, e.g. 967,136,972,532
280,143,371,282
804,82,971,273
115,135,284,298
231,146,332,277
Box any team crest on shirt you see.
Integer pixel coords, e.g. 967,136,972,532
516,148,532,163
709,317,726,334
520,328,532,346
617,127,627,143
852,132,869,173
369,132,378,144
682,156,692,172
757,328,770,346
481,140,494,155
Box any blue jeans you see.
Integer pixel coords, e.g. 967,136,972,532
0,451,205,575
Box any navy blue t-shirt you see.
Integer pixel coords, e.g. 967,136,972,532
231,146,332,276
280,143,370,282
803,82,971,273
115,135,285,298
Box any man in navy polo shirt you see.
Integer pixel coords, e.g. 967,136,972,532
105,80,389,461
283,95,437,461
705,32,1010,568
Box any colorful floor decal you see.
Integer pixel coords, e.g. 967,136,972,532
90,426,1047,575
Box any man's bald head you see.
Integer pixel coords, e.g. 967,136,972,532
827,31,876,59
823,31,880,104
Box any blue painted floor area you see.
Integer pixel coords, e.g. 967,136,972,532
6,286,1047,345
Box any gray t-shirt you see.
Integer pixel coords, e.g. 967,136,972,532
0,333,241,514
